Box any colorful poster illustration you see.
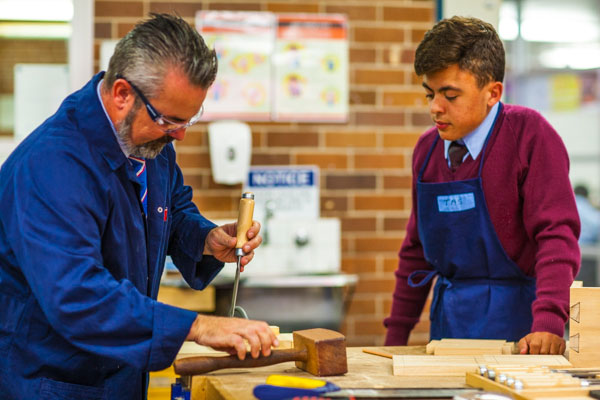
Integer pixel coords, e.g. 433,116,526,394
273,14,348,122
196,11,275,120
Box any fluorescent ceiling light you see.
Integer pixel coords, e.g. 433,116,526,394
540,45,600,69
0,22,71,38
499,2,518,41
0,0,73,21
521,3,599,43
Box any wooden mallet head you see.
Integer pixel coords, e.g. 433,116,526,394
173,328,347,376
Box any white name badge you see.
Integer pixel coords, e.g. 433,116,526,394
437,192,476,212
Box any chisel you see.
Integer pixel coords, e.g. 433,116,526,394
228,192,255,318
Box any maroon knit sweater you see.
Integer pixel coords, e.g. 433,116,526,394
384,104,580,345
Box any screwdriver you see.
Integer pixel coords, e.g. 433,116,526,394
228,192,255,318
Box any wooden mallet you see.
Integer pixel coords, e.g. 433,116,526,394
173,328,347,377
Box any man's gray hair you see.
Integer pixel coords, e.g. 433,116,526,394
104,13,217,98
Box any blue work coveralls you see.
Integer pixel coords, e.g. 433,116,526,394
0,72,224,399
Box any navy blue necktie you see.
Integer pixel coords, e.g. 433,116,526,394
128,156,147,215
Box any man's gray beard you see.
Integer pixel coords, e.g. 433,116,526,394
117,108,175,159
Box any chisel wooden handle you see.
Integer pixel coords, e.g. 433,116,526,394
173,348,307,376
235,192,255,254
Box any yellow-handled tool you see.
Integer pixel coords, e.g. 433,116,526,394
228,192,254,318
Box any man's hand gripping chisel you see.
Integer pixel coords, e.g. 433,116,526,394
228,192,255,319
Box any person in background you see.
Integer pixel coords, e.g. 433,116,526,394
574,184,600,244
384,16,580,355
0,13,277,400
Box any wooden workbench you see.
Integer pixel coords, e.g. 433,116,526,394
177,345,467,400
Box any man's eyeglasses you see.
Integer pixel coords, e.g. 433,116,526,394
115,74,204,134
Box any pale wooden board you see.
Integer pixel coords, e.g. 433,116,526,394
570,287,600,367
185,346,466,400
466,372,600,400
176,333,294,359
393,355,571,377
425,338,516,355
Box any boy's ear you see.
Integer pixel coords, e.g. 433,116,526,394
488,81,503,107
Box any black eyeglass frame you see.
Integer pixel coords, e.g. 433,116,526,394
115,73,204,134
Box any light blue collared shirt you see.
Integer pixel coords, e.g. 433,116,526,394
96,79,131,157
444,102,500,166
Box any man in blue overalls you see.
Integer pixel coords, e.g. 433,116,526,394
0,14,277,400
384,16,580,355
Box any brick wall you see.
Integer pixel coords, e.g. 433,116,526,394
94,0,435,346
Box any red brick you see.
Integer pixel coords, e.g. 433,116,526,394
321,196,348,213
355,236,403,252
325,174,376,190
325,131,376,148
384,217,408,231
383,257,399,273
411,28,429,43
325,5,376,21
341,256,377,274
208,3,261,11
411,112,433,127
383,175,412,190
349,90,376,106
192,195,236,212
341,217,376,232
356,275,396,296
150,2,204,16
182,173,204,190
383,90,427,107
296,153,347,169
355,154,404,169
95,1,143,17
251,153,291,165
354,319,386,336
350,48,376,63
266,2,319,13
355,112,404,126
354,27,404,43
383,6,434,22
355,195,404,211
176,152,211,168
383,132,421,148
354,69,404,85
95,22,111,39
267,132,319,147
347,298,377,314
117,23,137,38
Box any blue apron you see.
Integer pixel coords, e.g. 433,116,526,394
408,104,536,341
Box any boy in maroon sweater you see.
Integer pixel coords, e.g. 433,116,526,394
384,16,580,354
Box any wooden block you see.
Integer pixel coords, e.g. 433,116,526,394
275,333,293,349
425,338,514,356
569,287,600,367
270,326,280,336
393,355,571,377
425,340,440,354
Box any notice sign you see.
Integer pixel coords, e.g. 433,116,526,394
244,166,320,222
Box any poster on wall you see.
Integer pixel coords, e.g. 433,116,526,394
196,11,275,121
272,14,349,122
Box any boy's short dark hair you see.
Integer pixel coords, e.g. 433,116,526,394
414,16,505,87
